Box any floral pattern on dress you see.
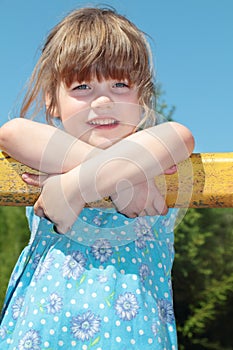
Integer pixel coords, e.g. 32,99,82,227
12,296,24,320
18,330,41,350
62,250,86,280
71,310,101,341
46,292,63,314
134,217,155,249
158,299,175,323
91,239,113,263
115,292,139,321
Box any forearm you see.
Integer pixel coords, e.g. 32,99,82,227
67,122,195,203
0,118,100,173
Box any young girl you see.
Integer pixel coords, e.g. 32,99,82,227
0,7,194,349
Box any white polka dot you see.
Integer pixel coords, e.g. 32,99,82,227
116,336,121,342
42,287,48,292
132,275,138,280
40,298,45,304
103,316,109,323
83,303,89,309
116,320,121,326
79,289,85,294
41,319,46,325
71,341,76,347
70,299,76,305
58,341,64,346
160,277,164,283
99,303,105,309
121,257,126,262
125,246,130,252
113,215,118,220
132,258,137,264
126,326,131,332
28,322,33,328
104,286,110,292
26,272,30,277
111,258,116,264
148,338,153,344
67,283,72,289
62,326,68,332
54,316,59,322
91,292,97,298
144,315,148,321
82,345,88,350
65,312,71,318
122,283,127,289
169,325,174,332
54,263,60,268
120,269,125,274
158,262,162,268
31,296,35,302
42,240,46,246
44,341,50,347
82,216,87,221
130,339,136,344
164,292,169,298
139,329,144,335
88,279,94,284
33,309,38,315
152,307,156,313
136,289,141,294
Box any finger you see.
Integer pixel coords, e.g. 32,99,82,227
22,173,49,187
164,165,177,175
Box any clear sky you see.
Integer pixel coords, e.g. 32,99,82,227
0,0,232,153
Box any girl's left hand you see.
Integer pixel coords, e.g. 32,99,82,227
22,172,85,234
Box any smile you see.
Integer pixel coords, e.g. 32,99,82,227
88,118,119,127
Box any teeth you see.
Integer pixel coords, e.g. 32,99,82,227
89,119,117,125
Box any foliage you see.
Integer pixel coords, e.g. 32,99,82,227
174,208,233,349
0,206,30,306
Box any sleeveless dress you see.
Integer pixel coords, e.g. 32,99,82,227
0,207,178,350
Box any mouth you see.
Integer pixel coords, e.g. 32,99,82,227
87,118,119,129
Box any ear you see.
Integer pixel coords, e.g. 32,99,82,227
45,92,60,117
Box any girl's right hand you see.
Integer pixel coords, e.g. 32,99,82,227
23,172,85,234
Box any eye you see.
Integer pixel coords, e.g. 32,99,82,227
113,81,129,88
72,83,91,91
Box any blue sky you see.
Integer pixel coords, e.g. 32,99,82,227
0,0,232,153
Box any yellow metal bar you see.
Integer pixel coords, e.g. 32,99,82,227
0,151,232,208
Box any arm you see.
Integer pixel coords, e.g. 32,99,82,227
33,121,194,233
0,118,100,173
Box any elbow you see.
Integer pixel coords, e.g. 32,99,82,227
169,121,195,157
0,118,22,154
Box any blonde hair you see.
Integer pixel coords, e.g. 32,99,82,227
21,7,156,127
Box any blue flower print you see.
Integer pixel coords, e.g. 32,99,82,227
97,274,109,283
158,299,175,324
139,263,150,284
18,329,41,350
91,239,113,263
93,216,102,226
71,310,101,341
134,217,155,249
62,251,86,280
115,292,139,321
12,296,24,320
151,320,159,337
46,292,63,314
0,326,7,340
34,252,54,280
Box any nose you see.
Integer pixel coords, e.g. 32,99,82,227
90,96,113,110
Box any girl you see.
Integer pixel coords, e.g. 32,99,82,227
0,7,194,349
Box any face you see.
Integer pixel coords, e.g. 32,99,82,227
54,79,141,149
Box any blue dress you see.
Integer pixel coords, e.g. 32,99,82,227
0,207,178,349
